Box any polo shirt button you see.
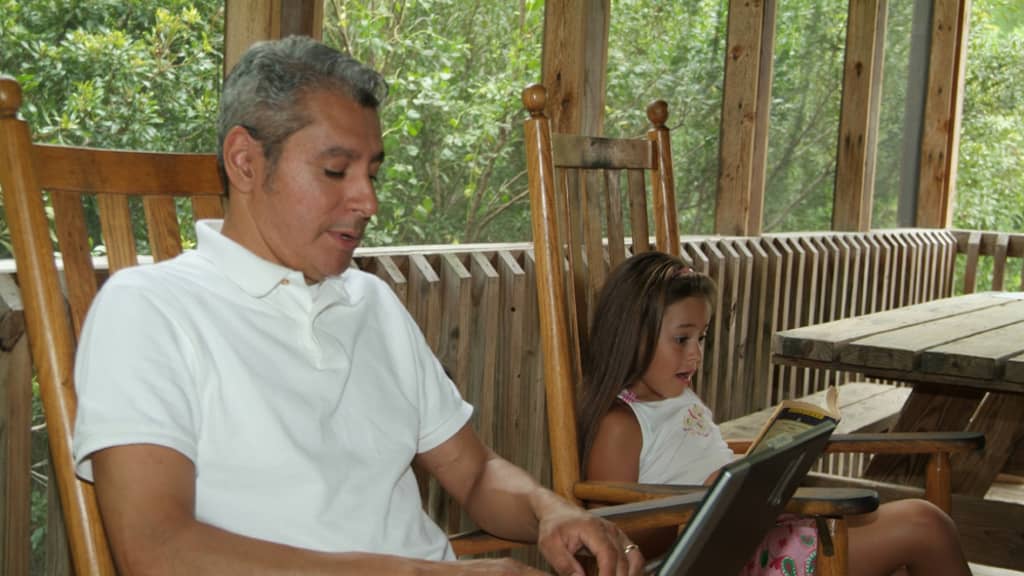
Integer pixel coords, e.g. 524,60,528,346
280,278,290,285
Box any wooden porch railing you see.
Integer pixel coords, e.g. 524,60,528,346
1,228,1021,573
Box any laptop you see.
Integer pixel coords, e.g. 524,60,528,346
650,420,837,576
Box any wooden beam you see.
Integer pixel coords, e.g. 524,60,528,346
747,0,777,237
861,1,889,229
916,0,968,228
223,0,324,75
715,0,766,236
280,0,323,41
942,0,972,227
833,0,884,232
580,1,610,137
897,0,933,227
542,0,610,136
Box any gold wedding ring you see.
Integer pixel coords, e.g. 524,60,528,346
623,543,639,555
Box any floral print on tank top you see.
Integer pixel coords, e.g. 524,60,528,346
616,389,714,438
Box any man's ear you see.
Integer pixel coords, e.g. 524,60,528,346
222,125,261,195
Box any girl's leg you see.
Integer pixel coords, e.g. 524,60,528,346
846,499,971,576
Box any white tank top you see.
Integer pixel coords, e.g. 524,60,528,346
618,388,735,484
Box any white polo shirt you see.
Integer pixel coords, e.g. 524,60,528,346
73,220,473,559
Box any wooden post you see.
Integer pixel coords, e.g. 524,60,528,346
915,0,970,228
747,0,777,237
715,0,767,236
223,0,324,75
541,0,610,137
833,0,885,232
648,101,680,255
522,85,581,503
861,1,889,230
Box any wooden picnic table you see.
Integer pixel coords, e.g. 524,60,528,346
772,291,1024,496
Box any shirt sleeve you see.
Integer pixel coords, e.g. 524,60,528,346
415,351,474,453
377,283,473,454
73,271,201,481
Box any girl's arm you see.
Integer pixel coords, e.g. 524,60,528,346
584,404,679,558
585,404,642,482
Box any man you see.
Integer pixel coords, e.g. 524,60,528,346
72,36,643,575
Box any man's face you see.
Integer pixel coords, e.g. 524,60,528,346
247,89,384,282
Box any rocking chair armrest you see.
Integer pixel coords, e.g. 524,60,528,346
822,431,985,454
573,481,878,518
450,484,877,557
573,480,703,504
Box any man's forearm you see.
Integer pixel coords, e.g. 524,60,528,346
113,518,444,576
460,454,574,543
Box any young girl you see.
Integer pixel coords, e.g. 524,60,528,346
579,250,972,576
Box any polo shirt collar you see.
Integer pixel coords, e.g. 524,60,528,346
195,220,351,301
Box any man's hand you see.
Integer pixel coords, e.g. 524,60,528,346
421,425,644,575
533,495,644,576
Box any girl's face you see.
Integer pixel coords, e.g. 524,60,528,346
629,296,710,401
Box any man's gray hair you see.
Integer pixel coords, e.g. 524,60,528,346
216,35,388,191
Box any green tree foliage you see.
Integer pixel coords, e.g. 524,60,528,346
0,0,224,258
1,0,222,150
323,0,544,245
763,0,848,232
605,0,729,234
4,0,1021,252
956,3,1024,234
870,1,915,229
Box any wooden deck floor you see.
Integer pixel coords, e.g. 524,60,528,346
970,476,1024,576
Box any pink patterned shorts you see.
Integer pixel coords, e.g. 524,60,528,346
739,516,817,576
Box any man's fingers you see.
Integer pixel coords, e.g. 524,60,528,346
625,542,644,576
578,521,630,576
538,537,585,576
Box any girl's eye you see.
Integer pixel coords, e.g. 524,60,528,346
325,169,346,179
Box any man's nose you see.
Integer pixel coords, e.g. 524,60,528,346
348,177,379,219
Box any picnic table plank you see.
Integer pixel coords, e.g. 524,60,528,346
773,291,1004,362
719,382,911,439
1005,351,1024,385
840,299,1024,371
921,322,1024,380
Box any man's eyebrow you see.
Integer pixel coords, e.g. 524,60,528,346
319,146,386,164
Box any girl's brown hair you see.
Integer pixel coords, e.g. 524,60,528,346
577,250,717,469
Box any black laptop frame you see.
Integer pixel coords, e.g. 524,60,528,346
654,420,837,576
